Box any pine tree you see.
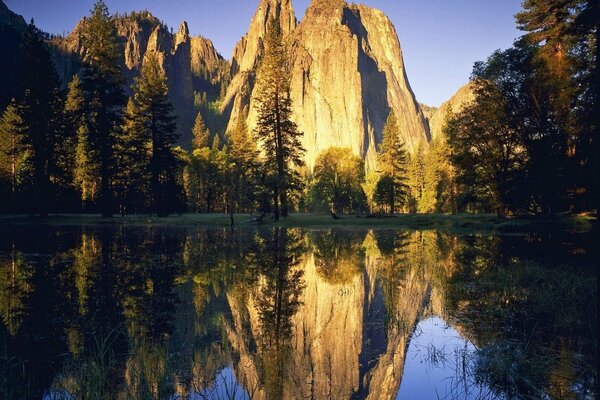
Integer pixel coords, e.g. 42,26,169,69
516,0,579,80
254,19,305,220
420,136,454,213
228,119,259,213
127,52,179,216
115,98,151,214
60,75,87,207
376,112,409,214
407,144,425,213
0,99,31,213
19,20,62,216
80,0,125,217
191,112,210,151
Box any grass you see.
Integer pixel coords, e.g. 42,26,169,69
0,212,595,234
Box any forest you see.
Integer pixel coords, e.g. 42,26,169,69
0,0,598,220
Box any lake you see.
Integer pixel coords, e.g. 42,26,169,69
0,225,597,399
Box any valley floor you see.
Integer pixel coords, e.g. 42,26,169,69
0,212,596,234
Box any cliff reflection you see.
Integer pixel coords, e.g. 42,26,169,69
0,227,595,399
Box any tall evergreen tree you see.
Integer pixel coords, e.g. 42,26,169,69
115,98,150,214
254,19,305,220
227,119,259,213
127,52,179,216
376,112,409,214
80,0,125,217
573,0,600,211
0,99,30,213
191,112,210,151
19,20,62,216
407,144,425,213
420,136,454,213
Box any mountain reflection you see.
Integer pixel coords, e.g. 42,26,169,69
0,226,596,399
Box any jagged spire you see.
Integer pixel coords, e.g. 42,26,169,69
230,0,296,73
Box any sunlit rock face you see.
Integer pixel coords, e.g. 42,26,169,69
51,12,226,146
221,0,298,133
225,0,430,171
427,82,476,139
290,0,430,170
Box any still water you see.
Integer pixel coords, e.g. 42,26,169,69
0,226,596,399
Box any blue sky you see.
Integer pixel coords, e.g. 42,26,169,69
5,0,523,107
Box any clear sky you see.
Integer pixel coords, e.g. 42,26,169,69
4,0,523,107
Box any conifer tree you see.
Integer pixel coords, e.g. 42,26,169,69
0,99,30,213
420,136,454,213
254,19,305,220
192,112,210,151
228,119,259,213
376,112,408,214
127,52,179,216
407,144,425,213
80,0,125,217
70,66,100,211
115,98,150,214
19,20,62,216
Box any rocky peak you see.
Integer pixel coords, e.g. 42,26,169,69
230,0,297,75
308,0,346,12
221,0,297,133
173,21,190,50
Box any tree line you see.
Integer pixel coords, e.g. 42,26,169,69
0,0,597,218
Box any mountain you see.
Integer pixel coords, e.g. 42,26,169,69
427,82,476,139
224,0,430,170
2,0,457,167
51,11,228,145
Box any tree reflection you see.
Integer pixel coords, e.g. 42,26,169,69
442,234,598,399
249,227,305,399
0,244,33,335
309,229,366,284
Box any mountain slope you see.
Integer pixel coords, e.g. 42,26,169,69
428,82,476,139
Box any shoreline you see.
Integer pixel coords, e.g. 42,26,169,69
0,213,595,234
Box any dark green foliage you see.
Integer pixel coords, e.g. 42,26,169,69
254,19,305,220
79,0,126,217
310,147,368,214
118,53,180,216
14,21,63,216
376,112,409,214
0,99,31,213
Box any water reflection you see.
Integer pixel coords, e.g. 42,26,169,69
0,226,596,399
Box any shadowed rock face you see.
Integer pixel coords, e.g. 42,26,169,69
50,11,227,146
224,0,430,171
427,82,476,140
